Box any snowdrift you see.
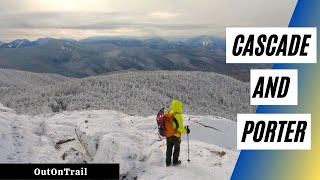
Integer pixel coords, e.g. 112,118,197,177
0,104,238,179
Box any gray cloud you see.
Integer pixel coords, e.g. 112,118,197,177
0,0,297,41
0,12,211,30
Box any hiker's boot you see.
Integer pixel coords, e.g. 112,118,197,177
166,160,171,167
172,160,181,166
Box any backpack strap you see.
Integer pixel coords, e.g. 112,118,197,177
173,117,179,130
171,112,180,131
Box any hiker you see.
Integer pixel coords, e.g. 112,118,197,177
165,99,190,166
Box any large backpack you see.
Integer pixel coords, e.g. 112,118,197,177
156,108,178,138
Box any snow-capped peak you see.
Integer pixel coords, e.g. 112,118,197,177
0,39,38,48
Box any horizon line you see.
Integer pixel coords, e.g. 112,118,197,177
0,35,226,43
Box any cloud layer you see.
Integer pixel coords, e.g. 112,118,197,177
0,0,297,41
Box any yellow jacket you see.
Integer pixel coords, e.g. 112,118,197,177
169,100,187,137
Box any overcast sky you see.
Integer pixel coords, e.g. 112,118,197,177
0,0,297,41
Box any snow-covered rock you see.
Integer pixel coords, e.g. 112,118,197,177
0,105,238,179
0,103,15,113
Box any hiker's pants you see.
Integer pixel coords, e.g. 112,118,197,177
166,136,181,164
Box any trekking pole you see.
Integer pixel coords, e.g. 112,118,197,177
186,125,190,162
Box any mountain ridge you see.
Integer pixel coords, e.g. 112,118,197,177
0,36,268,81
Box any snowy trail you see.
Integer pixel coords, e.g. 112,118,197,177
7,116,25,162
0,108,32,162
0,105,238,179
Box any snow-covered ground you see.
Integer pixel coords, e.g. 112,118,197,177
0,104,238,179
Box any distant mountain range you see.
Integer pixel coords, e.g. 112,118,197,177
0,39,38,48
0,36,268,81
